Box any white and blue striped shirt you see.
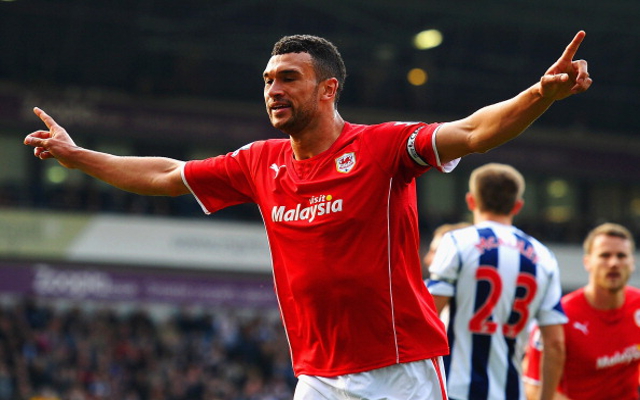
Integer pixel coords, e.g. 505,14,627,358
427,221,566,400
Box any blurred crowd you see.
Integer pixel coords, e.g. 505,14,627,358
0,297,295,400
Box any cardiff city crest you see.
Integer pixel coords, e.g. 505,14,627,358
335,152,356,173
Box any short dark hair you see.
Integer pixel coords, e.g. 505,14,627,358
469,163,525,215
583,222,635,254
271,34,347,104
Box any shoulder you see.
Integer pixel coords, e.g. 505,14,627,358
530,237,558,268
562,288,585,306
186,139,289,174
442,225,478,248
512,226,547,249
246,138,289,151
228,139,289,160
625,286,640,302
626,285,640,295
508,227,558,267
449,225,477,240
349,121,440,135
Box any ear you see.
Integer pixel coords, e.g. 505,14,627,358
321,77,339,101
583,254,591,273
465,192,475,211
511,199,524,216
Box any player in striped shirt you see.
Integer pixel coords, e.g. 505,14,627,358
428,164,567,400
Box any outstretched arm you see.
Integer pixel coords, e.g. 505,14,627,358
24,107,189,197
436,31,592,164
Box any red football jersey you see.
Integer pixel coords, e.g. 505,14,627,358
183,121,452,377
524,286,640,400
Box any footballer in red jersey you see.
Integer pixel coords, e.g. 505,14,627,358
184,121,455,377
524,223,639,400
24,32,591,399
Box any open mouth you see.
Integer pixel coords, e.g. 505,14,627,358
270,104,291,118
270,101,291,111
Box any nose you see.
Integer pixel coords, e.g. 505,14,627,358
606,255,623,269
265,80,284,99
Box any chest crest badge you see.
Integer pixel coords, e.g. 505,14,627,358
335,152,356,174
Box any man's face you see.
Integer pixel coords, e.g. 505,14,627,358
585,234,636,293
263,52,321,135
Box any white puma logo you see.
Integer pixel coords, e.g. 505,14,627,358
270,163,286,177
572,321,589,335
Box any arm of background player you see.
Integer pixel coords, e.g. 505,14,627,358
435,31,592,164
24,107,189,197
538,324,566,400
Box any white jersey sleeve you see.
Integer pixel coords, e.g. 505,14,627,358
426,231,463,297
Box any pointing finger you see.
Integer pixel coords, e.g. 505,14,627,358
559,31,585,63
33,107,59,131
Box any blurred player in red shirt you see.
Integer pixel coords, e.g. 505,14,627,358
524,223,640,400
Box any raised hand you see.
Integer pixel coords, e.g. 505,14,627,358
24,107,78,168
539,31,592,100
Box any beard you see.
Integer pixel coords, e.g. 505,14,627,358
601,272,628,293
268,88,320,136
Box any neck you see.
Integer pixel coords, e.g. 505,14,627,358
473,211,513,226
290,110,345,160
584,284,625,310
